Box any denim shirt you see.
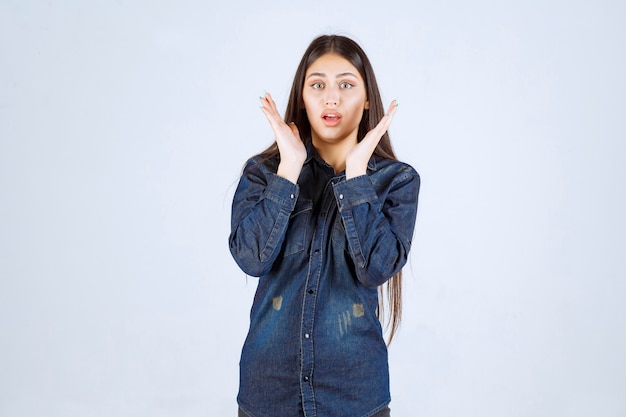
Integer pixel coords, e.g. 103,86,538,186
229,143,420,417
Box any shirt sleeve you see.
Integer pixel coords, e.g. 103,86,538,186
332,168,420,287
229,159,299,277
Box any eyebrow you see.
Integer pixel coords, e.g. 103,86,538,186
306,71,359,79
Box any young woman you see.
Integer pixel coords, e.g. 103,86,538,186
229,35,420,417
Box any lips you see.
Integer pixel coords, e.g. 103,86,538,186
321,110,342,127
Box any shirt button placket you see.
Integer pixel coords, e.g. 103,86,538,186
301,185,332,416
303,270,315,386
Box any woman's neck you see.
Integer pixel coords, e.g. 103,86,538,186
312,136,357,174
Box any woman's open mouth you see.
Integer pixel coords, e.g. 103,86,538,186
322,111,342,127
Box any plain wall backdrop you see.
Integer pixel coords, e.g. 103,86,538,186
1,0,625,416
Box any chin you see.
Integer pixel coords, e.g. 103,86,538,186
314,134,344,144
313,127,352,142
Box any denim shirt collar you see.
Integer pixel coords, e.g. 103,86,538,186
304,140,378,173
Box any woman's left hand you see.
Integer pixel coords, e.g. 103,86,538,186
345,100,398,179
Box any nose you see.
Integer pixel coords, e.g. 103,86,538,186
324,88,339,107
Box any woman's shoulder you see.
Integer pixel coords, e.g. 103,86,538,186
373,157,420,181
242,152,280,175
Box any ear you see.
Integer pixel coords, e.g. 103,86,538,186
364,99,370,110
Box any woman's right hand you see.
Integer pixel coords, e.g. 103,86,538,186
260,92,306,184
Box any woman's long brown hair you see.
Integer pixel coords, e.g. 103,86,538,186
256,35,403,344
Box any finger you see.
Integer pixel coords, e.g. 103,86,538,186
260,93,287,127
260,92,284,129
383,99,398,123
358,100,398,151
259,93,276,115
259,100,279,128
263,92,281,116
386,99,398,115
373,99,399,135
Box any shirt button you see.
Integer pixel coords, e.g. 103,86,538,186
308,289,315,294
290,193,295,199
303,376,309,382
339,194,344,199
314,249,320,254
304,333,310,339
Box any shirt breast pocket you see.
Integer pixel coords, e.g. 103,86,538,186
331,216,349,252
282,199,313,256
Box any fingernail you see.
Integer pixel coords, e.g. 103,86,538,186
395,99,399,107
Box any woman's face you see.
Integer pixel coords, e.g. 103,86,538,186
302,53,369,149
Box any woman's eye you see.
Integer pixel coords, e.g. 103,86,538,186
312,82,324,89
340,82,354,89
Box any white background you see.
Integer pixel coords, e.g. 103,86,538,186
1,0,625,416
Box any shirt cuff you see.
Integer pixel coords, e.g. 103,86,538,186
332,175,379,211
264,173,300,210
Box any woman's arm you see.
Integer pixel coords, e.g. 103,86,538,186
333,166,420,287
229,160,300,277
230,92,306,276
